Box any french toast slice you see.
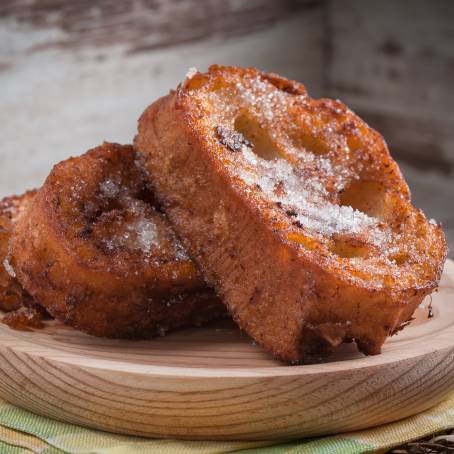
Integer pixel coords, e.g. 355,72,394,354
0,191,47,329
11,143,225,338
0,191,36,312
135,65,447,362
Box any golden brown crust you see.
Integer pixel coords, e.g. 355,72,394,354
0,191,47,331
11,143,225,338
135,65,447,362
0,191,36,312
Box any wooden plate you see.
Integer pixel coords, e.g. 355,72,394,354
0,260,453,441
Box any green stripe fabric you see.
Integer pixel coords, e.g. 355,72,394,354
0,394,452,454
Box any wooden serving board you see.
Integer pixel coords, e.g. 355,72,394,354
0,260,453,441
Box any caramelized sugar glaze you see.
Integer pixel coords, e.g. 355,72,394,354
136,65,447,362
10,143,225,338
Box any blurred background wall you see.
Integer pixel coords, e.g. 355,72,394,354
0,0,453,252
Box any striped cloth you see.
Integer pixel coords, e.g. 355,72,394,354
0,393,452,454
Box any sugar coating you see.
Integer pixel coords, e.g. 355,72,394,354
118,210,160,256
185,67,198,80
2,258,16,278
129,215,159,256
96,178,189,261
198,72,419,272
99,179,120,198
237,146,387,247
98,181,161,256
173,241,190,261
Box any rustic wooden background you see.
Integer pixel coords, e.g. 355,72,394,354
0,0,453,253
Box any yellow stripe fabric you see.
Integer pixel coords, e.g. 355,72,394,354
0,394,451,453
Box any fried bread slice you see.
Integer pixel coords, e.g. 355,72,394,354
135,65,447,362
0,191,47,329
11,142,225,338
0,191,36,312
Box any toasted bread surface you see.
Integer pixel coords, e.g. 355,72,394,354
135,65,447,362
11,143,225,338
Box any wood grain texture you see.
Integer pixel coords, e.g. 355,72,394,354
328,0,454,174
0,10,323,198
0,0,314,52
327,0,454,256
0,260,452,441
